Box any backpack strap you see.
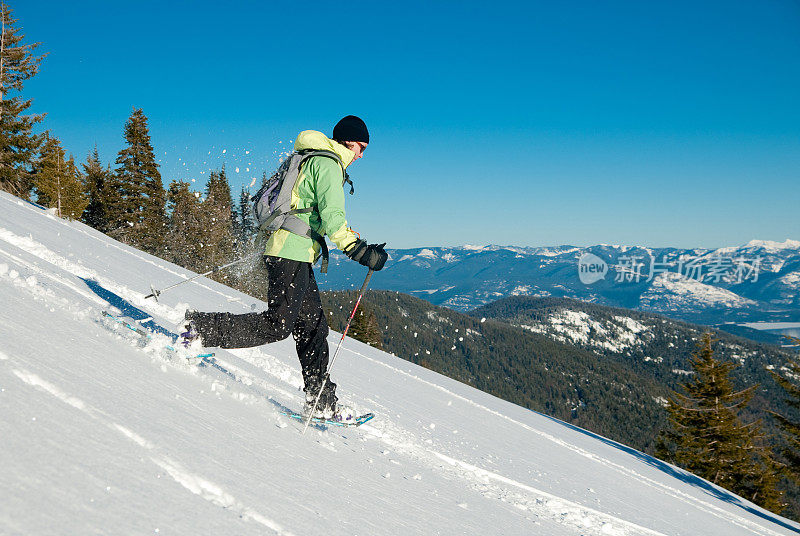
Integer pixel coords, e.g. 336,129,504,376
309,229,329,273
297,149,343,168
297,149,353,193
344,172,354,195
259,206,314,231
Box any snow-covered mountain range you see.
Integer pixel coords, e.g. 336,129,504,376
1,194,798,535
321,241,800,326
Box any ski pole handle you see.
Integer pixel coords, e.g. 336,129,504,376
144,284,162,302
355,269,373,299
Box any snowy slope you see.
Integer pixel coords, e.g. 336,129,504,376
0,191,797,536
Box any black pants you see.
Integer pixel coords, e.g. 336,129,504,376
191,256,330,388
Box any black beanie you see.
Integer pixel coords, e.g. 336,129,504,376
333,115,369,144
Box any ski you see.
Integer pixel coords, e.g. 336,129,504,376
101,311,214,360
281,410,375,428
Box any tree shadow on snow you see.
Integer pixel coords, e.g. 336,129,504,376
539,413,799,533
81,277,239,381
82,277,175,338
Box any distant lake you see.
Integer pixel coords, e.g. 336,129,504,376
740,322,800,338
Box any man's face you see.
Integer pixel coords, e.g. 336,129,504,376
345,141,368,165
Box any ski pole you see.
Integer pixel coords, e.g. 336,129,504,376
303,268,374,434
144,253,260,302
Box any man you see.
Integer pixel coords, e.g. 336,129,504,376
184,115,387,419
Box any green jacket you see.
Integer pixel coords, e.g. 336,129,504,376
263,130,359,264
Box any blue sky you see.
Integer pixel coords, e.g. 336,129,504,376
17,0,800,249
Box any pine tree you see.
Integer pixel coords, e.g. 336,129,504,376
165,180,204,271
32,133,88,220
57,155,88,220
237,186,254,244
231,190,242,247
82,146,112,231
0,3,46,199
200,166,235,275
110,108,166,253
657,333,784,511
770,336,800,486
349,301,384,350
31,132,59,207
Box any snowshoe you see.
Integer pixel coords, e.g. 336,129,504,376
330,404,358,424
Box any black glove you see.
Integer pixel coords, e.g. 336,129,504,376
344,239,388,271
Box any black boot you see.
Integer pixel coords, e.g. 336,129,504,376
303,374,338,419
